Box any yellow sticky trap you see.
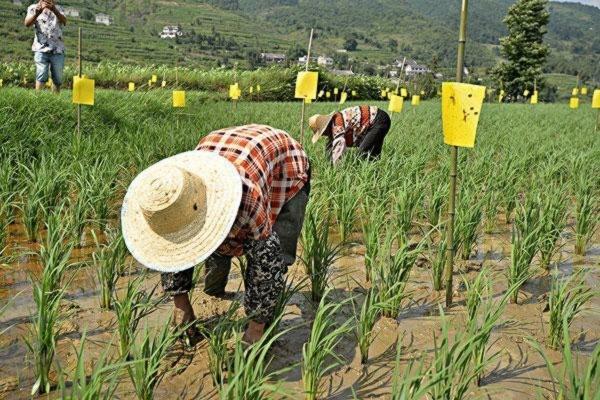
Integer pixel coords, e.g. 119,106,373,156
0,79,3,87
148,80,153,87
340,92,348,104
72,76,95,106
334,88,339,95
572,88,578,96
400,88,408,97
173,91,186,108
249,86,254,94
523,89,530,97
151,75,157,83
569,97,579,109
441,82,486,148
257,85,261,92
531,93,538,104
420,90,425,96
295,71,319,100
381,90,387,98
592,90,600,109
411,95,420,106
128,82,135,92
500,89,505,96
352,90,357,96
229,84,239,99
162,80,167,88
388,95,403,113
498,94,504,103
581,87,587,95
326,91,331,98
304,97,312,104
46,79,53,88
318,90,324,98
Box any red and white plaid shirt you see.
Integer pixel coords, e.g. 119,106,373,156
197,125,310,256
331,105,378,164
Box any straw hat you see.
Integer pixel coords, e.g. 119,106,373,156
308,113,334,144
121,151,243,273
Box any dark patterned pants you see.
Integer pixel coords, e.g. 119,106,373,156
161,179,310,323
357,109,391,160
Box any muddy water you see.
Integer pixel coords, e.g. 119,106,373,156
0,219,599,399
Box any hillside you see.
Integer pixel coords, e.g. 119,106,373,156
1,0,598,79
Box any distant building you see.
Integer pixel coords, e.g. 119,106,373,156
298,55,317,65
95,13,112,26
394,58,430,77
260,53,286,64
63,7,80,18
317,56,334,67
12,0,22,6
160,26,183,39
331,69,354,76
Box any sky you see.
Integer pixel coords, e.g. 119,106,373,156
553,0,600,8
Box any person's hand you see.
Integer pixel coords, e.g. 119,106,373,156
243,320,266,345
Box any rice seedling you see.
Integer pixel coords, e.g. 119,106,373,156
455,185,484,260
300,206,348,302
302,290,354,400
390,340,436,400
573,177,599,256
428,238,447,291
361,202,386,283
66,193,90,247
113,276,160,358
537,189,568,269
333,179,360,243
507,201,542,304
92,228,128,309
426,180,447,229
26,209,73,394
482,187,500,234
83,159,118,232
374,232,423,318
393,181,424,243
547,268,594,349
57,332,128,400
220,318,292,400
353,287,386,364
530,317,600,400
128,318,179,400
200,301,243,388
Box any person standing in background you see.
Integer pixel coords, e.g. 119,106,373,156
24,0,67,93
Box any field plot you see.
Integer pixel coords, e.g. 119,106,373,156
0,88,599,399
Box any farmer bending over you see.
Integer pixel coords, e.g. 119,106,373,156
24,0,67,93
309,105,391,164
121,125,310,344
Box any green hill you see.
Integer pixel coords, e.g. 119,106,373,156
1,0,598,79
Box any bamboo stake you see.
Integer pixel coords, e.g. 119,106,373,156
299,28,314,145
444,0,469,307
76,27,82,137
176,66,179,130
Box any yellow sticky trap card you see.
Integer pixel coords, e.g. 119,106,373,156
523,89,530,97
592,90,600,109
229,84,239,99
249,86,254,94
340,92,348,104
411,95,420,106
256,85,261,92
388,95,403,113
148,80,153,87
46,79,53,88
569,97,579,109
128,82,135,92
381,90,387,98
400,88,408,97
151,75,157,83
420,90,425,96
304,97,312,104
173,91,186,108
295,71,319,100
318,90,324,98
162,80,167,88
352,90,357,96
0,79,3,87
326,91,331,98
72,75,95,106
441,82,486,148
531,93,538,104
572,88,578,96
581,87,587,95
334,88,339,95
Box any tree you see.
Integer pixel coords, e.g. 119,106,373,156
245,49,262,69
333,53,348,69
387,38,398,52
343,37,358,52
286,43,306,65
493,0,550,100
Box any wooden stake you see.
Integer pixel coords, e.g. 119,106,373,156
76,27,82,137
444,0,469,307
299,28,314,145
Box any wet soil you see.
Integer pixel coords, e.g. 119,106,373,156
0,217,598,399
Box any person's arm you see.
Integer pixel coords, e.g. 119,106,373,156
24,3,44,27
330,124,347,165
48,3,67,25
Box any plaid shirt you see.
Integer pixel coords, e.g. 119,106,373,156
330,105,378,164
197,125,309,256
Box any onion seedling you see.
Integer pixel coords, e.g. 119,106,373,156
547,268,593,349
128,318,179,400
393,181,423,245
302,290,354,400
333,179,360,243
426,180,446,229
573,178,599,256
537,189,568,269
455,186,483,260
361,202,385,283
428,238,447,291
92,228,127,309
354,287,386,364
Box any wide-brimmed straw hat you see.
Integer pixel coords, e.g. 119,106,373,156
121,151,243,273
308,113,334,144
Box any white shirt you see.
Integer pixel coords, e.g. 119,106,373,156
27,4,65,54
